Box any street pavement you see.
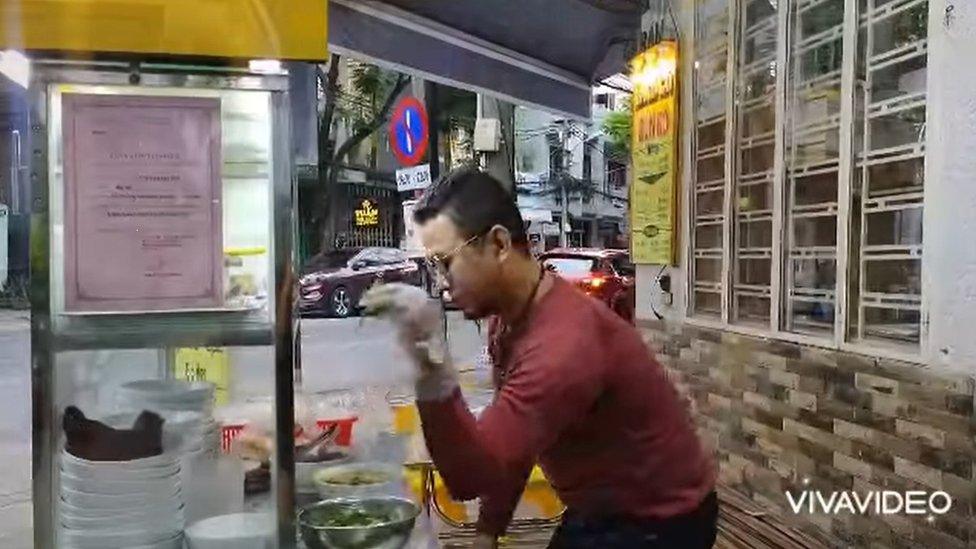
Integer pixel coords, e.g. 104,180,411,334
0,310,484,547
0,310,31,549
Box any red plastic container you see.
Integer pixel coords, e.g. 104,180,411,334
220,423,247,454
316,417,358,447
220,416,359,454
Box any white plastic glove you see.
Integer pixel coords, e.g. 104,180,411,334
360,283,459,401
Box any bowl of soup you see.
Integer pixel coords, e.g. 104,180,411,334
312,462,403,499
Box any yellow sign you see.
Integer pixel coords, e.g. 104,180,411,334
0,0,327,61
630,41,679,265
354,199,380,227
173,347,229,405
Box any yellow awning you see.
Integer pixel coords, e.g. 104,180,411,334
0,0,327,61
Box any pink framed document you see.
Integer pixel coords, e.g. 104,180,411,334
62,94,223,313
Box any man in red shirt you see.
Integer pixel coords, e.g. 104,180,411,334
362,168,717,548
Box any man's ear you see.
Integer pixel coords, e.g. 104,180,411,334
486,224,513,260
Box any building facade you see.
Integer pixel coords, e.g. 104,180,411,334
514,88,631,254
634,0,976,546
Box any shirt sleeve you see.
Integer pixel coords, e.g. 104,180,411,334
417,336,604,535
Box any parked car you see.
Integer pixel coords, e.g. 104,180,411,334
539,248,635,322
299,247,422,317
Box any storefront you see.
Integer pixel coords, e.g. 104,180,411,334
631,0,976,545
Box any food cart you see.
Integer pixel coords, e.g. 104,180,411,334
5,2,325,547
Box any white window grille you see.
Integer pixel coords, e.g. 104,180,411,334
685,0,929,358
690,0,733,319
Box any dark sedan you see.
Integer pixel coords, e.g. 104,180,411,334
299,247,423,317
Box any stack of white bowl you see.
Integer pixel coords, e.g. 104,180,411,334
116,380,220,457
59,449,184,549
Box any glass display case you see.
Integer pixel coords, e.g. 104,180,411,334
29,61,297,548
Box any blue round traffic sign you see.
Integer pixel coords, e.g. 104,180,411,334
389,97,429,166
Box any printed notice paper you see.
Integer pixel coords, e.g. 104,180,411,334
63,94,223,312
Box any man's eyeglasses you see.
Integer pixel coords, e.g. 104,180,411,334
425,233,482,278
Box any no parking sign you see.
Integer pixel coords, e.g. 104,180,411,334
388,96,429,166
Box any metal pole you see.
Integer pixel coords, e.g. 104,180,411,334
560,181,569,248
558,121,570,248
424,80,440,180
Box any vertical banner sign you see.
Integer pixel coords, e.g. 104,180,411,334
630,41,679,265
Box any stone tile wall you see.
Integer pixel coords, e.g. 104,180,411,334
639,320,976,548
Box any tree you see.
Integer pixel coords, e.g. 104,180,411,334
304,54,410,254
601,100,632,162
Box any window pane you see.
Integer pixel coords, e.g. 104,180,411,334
741,143,775,175
698,119,726,149
739,258,771,286
864,259,921,295
870,3,928,56
865,207,923,247
863,306,921,344
792,258,837,290
745,0,777,29
850,0,928,350
793,172,839,206
697,155,725,182
691,0,732,319
790,299,836,333
736,295,771,323
867,158,924,197
793,216,837,248
696,224,724,249
738,183,773,212
741,104,776,138
695,258,723,282
697,189,725,216
869,106,926,151
739,219,773,249
782,0,845,337
698,91,727,123
800,1,844,37
695,291,723,316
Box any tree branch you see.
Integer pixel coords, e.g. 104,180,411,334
318,53,342,164
330,74,410,167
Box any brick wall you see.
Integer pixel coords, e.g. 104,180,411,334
639,320,976,548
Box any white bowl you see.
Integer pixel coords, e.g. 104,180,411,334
61,449,179,472
61,459,179,482
185,512,274,549
62,533,184,549
60,497,183,519
119,380,215,400
60,524,182,549
61,504,184,531
61,485,180,509
60,472,179,496
295,454,351,494
312,462,404,500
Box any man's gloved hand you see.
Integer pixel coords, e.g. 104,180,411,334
360,283,459,401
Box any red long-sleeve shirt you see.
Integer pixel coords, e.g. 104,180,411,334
417,276,716,535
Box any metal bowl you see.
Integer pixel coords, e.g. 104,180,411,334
297,497,420,549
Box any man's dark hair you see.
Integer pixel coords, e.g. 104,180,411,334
414,166,528,248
